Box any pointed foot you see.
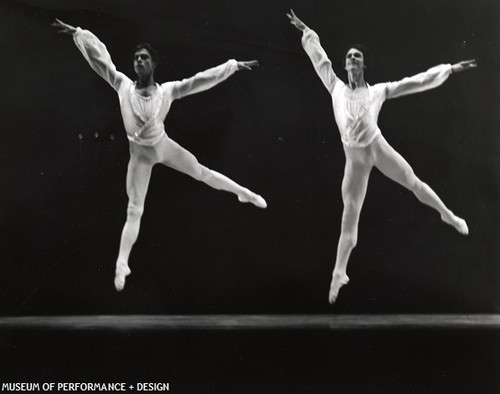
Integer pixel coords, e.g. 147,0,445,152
238,190,267,209
329,273,349,304
114,263,131,292
442,212,469,235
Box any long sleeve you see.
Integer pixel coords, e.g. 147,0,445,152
169,59,239,100
73,27,125,91
385,64,453,100
301,28,338,94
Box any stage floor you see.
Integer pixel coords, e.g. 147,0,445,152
0,315,499,393
1,314,500,330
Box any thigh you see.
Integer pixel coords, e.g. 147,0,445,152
126,156,153,205
157,137,204,179
372,136,415,188
341,159,372,208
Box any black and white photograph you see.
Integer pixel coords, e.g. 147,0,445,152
0,0,499,392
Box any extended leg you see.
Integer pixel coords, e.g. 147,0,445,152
373,137,468,235
115,157,153,291
330,159,371,304
159,137,266,208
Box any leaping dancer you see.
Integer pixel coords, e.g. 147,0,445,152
287,10,476,303
53,19,267,291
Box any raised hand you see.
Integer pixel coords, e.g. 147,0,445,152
286,9,308,31
237,60,259,71
451,59,477,74
51,18,77,35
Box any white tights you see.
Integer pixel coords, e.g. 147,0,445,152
114,134,266,291
329,135,468,303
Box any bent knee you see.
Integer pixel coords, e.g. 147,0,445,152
193,165,212,182
410,179,430,198
340,230,358,249
127,202,144,220
405,170,427,193
400,167,420,190
342,198,363,218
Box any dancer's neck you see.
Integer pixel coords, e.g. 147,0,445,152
136,74,156,89
347,71,366,90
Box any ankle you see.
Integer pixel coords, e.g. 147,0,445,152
332,270,347,279
441,209,454,220
116,260,130,270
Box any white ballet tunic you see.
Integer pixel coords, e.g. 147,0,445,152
301,28,453,148
73,27,239,146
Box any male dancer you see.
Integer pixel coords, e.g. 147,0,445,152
287,10,476,303
53,19,267,291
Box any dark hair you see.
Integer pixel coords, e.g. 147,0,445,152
345,44,369,68
134,43,160,66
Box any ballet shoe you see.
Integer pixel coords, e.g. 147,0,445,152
329,273,349,304
114,264,131,292
442,213,469,236
454,217,469,235
238,191,267,209
456,218,469,235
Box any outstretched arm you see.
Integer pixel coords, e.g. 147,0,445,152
170,59,258,100
386,59,477,99
287,9,337,93
52,18,125,91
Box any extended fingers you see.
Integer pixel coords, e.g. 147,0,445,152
286,9,299,22
52,18,66,28
464,59,477,67
52,18,77,34
238,60,259,70
246,60,259,67
52,19,67,33
458,59,477,71
452,59,478,74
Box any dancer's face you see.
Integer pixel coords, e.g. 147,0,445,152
134,49,156,78
345,48,365,73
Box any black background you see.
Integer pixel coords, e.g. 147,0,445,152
0,0,499,315
1,1,500,392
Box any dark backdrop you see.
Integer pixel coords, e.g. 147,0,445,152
0,0,498,315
